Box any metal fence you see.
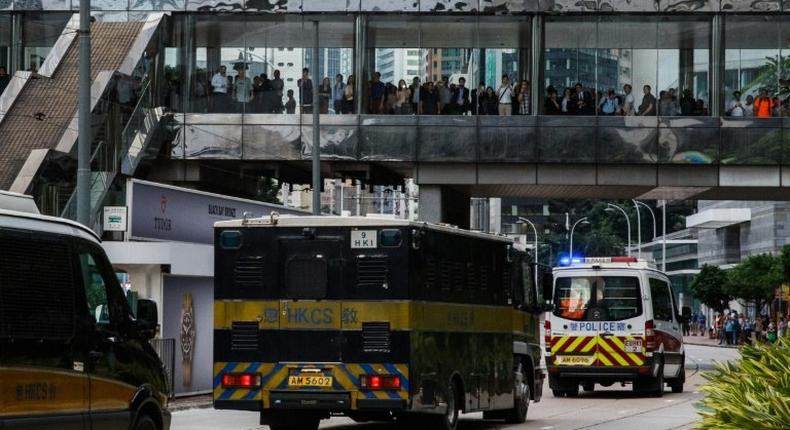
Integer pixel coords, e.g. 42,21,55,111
150,338,176,399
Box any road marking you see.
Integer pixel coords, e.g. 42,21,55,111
540,426,554,429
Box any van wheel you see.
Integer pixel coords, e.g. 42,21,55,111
505,362,530,424
670,367,685,394
552,389,565,398
133,415,157,430
582,383,595,392
634,360,664,397
565,385,579,398
270,421,319,430
430,380,460,430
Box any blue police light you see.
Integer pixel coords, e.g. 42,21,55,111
571,257,583,264
559,257,571,266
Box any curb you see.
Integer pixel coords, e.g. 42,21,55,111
683,339,739,349
168,396,213,412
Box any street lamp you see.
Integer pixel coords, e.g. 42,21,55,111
605,203,632,257
516,217,540,296
516,217,539,261
569,217,590,259
634,200,658,262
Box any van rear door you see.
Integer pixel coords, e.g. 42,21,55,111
552,273,646,368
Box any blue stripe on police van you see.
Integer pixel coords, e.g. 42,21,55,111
218,388,236,401
242,389,259,401
243,361,262,374
382,363,410,391
260,363,284,388
214,362,238,388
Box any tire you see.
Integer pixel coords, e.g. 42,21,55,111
670,366,685,394
652,363,665,398
582,383,595,392
565,385,579,398
133,415,158,430
552,389,565,398
505,362,530,424
270,422,319,430
430,380,460,430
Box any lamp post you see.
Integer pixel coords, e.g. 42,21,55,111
569,217,590,259
605,203,632,257
517,217,540,296
634,200,658,262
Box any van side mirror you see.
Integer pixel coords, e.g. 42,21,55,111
541,267,554,305
136,299,158,340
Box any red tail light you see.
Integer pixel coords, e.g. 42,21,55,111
645,320,656,351
360,375,400,390
611,256,638,263
544,320,552,353
222,373,260,388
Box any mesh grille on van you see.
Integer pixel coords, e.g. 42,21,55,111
0,232,75,341
357,256,388,288
362,322,391,353
234,256,265,289
231,321,259,351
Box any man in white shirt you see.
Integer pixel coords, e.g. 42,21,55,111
234,67,253,112
211,65,229,112
496,74,514,116
727,91,746,117
622,84,635,116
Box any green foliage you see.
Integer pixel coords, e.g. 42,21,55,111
725,253,782,312
780,245,790,284
696,337,790,430
690,265,732,313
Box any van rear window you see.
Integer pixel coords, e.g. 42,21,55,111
0,231,75,340
553,276,642,321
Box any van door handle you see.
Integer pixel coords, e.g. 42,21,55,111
600,332,613,337
88,350,103,361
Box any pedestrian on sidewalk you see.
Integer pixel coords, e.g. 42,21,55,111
698,313,706,337
743,317,753,344
767,323,778,343
723,314,734,345
778,317,787,338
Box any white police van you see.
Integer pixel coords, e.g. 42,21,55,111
545,257,685,397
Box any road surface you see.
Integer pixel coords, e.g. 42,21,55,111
172,344,739,430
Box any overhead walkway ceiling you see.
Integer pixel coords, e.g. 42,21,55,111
0,21,144,190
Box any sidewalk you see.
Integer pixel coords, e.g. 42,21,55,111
683,333,739,348
169,394,212,412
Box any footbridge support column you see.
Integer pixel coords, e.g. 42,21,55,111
418,185,470,229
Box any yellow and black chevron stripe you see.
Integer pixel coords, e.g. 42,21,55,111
214,362,409,410
550,336,646,367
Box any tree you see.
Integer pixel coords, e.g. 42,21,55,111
780,245,790,284
726,253,782,314
690,265,733,313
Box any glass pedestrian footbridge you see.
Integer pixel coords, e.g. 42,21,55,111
172,114,789,166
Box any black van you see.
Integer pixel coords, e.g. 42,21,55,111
0,204,171,430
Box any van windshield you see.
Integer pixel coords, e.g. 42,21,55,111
553,276,642,321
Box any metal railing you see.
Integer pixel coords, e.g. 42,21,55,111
150,337,176,399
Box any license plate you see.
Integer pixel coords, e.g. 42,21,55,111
555,355,595,366
624,339,643,353
288,375,333,387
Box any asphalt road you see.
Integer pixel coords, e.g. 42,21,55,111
172,344,740,430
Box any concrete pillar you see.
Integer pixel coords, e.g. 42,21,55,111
530,15,544,114
418,185,470,229
710,14,723,117
355,15,367,115
10,14,21,74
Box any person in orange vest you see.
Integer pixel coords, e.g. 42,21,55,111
753,89,776,118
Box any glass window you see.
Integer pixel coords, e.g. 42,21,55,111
553,276,642,321
367,15,529,116
21,13,70,73
80,252,115,329
520,260,534,307
724,16,784,118
649,278,673,321
0,14,9,73
658,17,710,116
543,16,710,116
